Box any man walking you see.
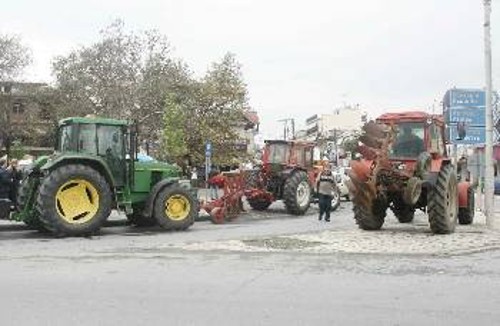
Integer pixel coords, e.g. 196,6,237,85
316,166,337,222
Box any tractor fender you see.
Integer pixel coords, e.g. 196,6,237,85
41,155,116,189
142,178,179,218
458,181,471,208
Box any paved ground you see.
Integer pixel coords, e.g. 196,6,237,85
1,198,500,325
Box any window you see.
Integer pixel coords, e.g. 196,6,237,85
268,144,289,164
58,125,76,152
97,125,123,158
390,122,425,158
78,124,97,154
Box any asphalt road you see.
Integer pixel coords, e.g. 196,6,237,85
1,201,500,326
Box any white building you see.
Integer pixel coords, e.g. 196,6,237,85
303,105,367,162
305,105,366,140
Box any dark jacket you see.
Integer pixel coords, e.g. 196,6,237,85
0,167,12,199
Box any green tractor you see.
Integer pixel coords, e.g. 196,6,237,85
7,116,197,236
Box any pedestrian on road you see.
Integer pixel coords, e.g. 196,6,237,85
316,166,337,222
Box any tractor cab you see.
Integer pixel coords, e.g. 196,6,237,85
55,117,129,186
375,111,448,172
262,140,315,173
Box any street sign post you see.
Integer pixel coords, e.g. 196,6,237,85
205,142,212,189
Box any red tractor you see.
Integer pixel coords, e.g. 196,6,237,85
245,140,339,214
348,111,474,234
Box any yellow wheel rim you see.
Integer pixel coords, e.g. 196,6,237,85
164,195,191,221
55,179,100,224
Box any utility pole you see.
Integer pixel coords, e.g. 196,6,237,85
483,0,496,228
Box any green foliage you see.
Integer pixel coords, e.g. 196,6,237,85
161,53,251,166
0,34,32,80
341,133,361,159
161,93,188,161
50,21,253,165
10,139,26,159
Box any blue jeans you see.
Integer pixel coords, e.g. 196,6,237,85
318,193,333,220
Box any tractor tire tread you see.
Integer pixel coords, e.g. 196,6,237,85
428,164,457,234
283,170,311,215
35,164,112,237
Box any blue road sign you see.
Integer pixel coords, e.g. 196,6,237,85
205,142,212,157
444,88,489,145
448,125,486,145
449,89,485,107
447,106,486,125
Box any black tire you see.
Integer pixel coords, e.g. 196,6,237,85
126,204,157,227
153,183,196,230
247,198,272,211
458,186,474,225
17,178,46,230
283,170,312,215
353,200,386,230
391,198,415,223
428,164,458,234
36,164,113,236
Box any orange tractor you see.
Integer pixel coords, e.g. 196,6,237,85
348,111,474,234
245,140,340,214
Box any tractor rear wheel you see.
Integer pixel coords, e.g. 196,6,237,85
458,186,474,225
153,183,196,230
353,199,387,230
428,164,458,234
36,164,112,236
247,198,272,211
283,170,311,215
18,179,46,231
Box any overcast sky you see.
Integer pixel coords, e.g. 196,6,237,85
1,0,499,138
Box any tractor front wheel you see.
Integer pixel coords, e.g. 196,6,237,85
153,183,196,230
36,164,112,236
428,164,458,234
283,170,312,215
353,200,387,230
391,198,415,223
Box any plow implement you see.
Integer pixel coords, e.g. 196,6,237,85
200,171,245,224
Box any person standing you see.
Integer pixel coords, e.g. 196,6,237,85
0,158,12,200
316,167,337,222
8,159,22,205
207,167,222,200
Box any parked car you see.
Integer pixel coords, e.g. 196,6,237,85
334,167,351,200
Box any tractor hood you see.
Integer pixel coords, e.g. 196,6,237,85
134,160,182,175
